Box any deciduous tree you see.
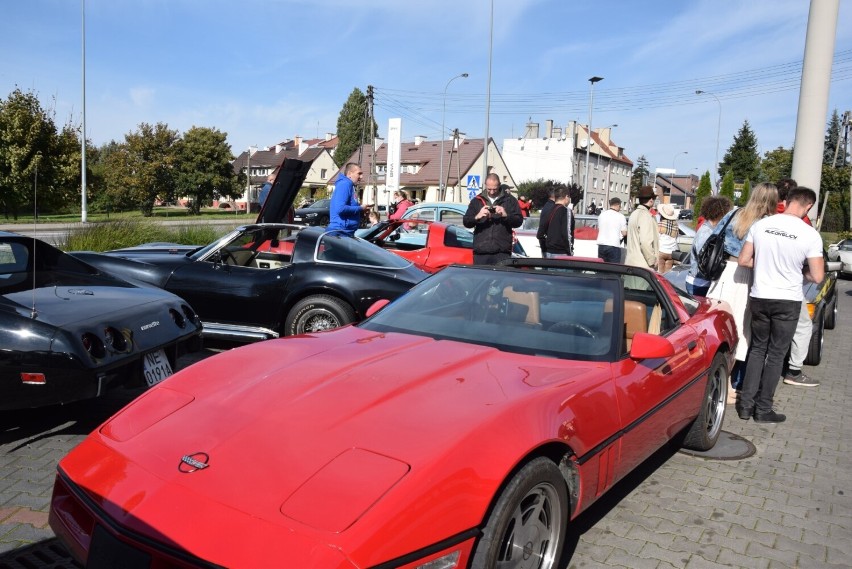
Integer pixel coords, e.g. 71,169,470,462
174,126,241,214
760,146,793,183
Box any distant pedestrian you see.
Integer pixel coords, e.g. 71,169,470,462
544,185,574,257
463,173,523,265
535,186,556,257
685,196,733,297
389,190,413,220
656,203,680,273
736,187,824,423
328,163,372,236
596,197,627,263
625,186,659,271
518,196,532,218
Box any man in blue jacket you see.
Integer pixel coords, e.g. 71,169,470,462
328,163,371,235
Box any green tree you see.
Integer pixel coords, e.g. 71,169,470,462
824,108,843,166
760,146,793,183
102,122,179,216
631,155,650,196
333,87,377,167
0,89,56,219
693,171,712,218
819,163,850,231
739,178,751,206
719,120,760,182
719,170,735,202
173,126,242,214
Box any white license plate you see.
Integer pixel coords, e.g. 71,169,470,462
143,349,173,387
293,216,303,222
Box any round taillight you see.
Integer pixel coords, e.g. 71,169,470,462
170,308,186,329
181,305,199,325
104,327,128,352
81,332,106,359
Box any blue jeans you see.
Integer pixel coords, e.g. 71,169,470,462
740,297,801,415
686,281,710,297
597,245,622,264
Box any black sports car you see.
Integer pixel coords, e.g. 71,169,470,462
73,224,427,343
292,198,331,226
1,232,202,411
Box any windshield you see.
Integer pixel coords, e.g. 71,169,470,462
360,265,620,361
840,240,852,251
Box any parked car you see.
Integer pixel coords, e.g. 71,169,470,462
356,219,473,272
400,201,467,226
665,253,840,366
292,198,331,226
1,232,202,410
72,160,428,342
517,214,694,258
73,225,427,343
827,239,852,277
679,209,694,220
50,258,736,568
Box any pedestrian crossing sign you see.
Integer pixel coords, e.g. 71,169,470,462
467,175,480,200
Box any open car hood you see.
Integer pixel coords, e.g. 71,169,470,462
255,158,312,224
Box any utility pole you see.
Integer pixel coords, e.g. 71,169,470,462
366,85,377,206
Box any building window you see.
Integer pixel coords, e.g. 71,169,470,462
321,169,327,178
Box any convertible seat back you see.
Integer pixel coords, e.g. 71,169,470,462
624,300,647,350
502,286,540,325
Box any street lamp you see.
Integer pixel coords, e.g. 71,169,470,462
695,90,721,189
672,151,688,171
439,72,468,201
582,76,603,215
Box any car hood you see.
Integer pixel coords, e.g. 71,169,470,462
81,327,603,550
256,158,312,224
1,284,179,327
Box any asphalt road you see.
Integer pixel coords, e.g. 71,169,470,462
1,279,850,568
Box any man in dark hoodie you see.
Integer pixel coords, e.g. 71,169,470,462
463,173,523,265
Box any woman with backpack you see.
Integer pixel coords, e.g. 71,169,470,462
705,183,778,400
685,196,732,296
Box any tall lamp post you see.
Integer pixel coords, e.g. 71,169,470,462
582,76,603,215
695,90,721,189
439,72,468,201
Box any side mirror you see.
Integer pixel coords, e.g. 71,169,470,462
630,332,675,360
826,260,842,273
365,299,391,318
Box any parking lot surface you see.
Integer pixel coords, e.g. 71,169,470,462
1,280,850,568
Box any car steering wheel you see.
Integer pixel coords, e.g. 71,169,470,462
548,321,596,339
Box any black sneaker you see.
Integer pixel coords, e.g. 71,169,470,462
735,405,753,420
783,372,819,387
753,410,786,423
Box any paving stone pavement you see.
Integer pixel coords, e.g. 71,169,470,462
0,280,850,568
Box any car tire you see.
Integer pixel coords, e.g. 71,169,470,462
284,295,356,336
804,310,823,366
824,294,837,330
471,457,568,569
682,352,727,451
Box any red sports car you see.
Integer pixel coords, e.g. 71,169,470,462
50,259,737,569
357,219,474,272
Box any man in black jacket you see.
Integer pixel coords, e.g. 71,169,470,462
463,174,523,265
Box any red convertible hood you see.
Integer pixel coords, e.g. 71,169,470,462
91,328,598,533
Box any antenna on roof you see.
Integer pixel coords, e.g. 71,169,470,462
31,152,42,319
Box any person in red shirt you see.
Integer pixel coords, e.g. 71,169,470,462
518,196,531,218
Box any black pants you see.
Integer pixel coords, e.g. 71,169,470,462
598,245,622,264
474,252,511,265
740,297,801,415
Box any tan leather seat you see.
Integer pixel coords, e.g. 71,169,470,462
503,286,540,325
624,300,647,350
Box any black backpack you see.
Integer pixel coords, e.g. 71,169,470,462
695,210,738,281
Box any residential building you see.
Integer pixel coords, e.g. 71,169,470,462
654,173,698,209
231,134,339,209
336,137,517,209
502,120,633,210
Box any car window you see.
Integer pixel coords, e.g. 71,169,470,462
0,242,29,275
318,232,414,269
311,199,331,209
444,225,474,249
409,208,435,221
621,272,676,340
439,209,464,226
361,266,621,361
841,240,852,251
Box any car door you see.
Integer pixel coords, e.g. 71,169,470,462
610,273,707,482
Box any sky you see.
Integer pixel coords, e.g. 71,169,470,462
2,0,850,181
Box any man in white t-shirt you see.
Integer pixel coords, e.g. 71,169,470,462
596,197,627,263
736,187,825,424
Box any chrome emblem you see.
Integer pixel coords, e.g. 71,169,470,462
140,320,160,331
179,452,210,473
